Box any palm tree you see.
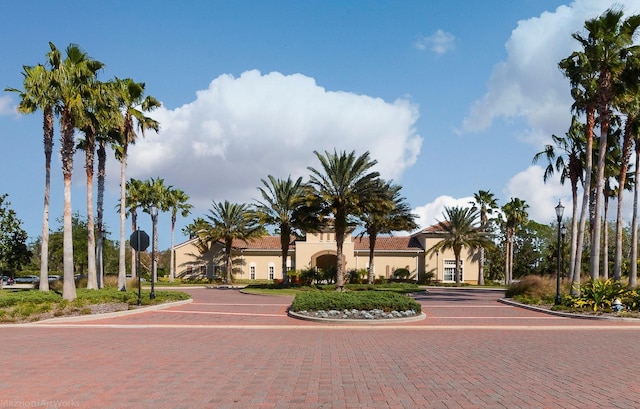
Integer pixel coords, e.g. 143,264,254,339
426,206,493,285
569,9,640,278
139,177,171,285
532,116,585,292
125,178,145,280
307,150,380,290
5,62,58,291
255,175,309,285
470,190,498,286
631,136,640,287
166,188,192,283
359,180,418,284
112,78,160,290
55,43,104,301
501,198,529,285
197,201,264,284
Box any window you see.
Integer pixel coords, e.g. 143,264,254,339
443,259,463,282
268,263,275,280
250,263,256,280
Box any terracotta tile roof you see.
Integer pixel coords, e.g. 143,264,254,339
353,236,423,251
416,222,447,234
232,236,296,250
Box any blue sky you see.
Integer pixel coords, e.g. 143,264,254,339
1,0,637,250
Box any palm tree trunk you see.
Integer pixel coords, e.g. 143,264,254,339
368,235,376,284
602,197,608,280
85,140,97,290
630,144,640,288
569,183,579,296
39,109,54,292
574,110,595,283
130,212,137,280
118,147,128,291
478,247,485,286
96,140,106,288
61,113,76,301
170,213,176,283
591,100,611,279
335,229,345,290
614,127,633,281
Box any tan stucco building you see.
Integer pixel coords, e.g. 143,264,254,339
174,224,481,284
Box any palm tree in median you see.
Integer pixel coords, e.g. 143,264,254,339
125,178,145,280
166,188,192,283
113,78,161,290
307,150,380,290
359,180,418,284
470,190,498,286
6,62,58,291
427,206,493,285
196,201,264,284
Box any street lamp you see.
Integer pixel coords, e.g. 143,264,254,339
561,224,567,279
555,201,565,305
150,204,158,300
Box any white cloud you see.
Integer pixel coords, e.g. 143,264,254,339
461,0,640,146
0,95,16,116
414,29,455,55
412,195,474,229
113,70,423,218
503,165,571,223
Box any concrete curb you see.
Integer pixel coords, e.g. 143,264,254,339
498,298,637,321
30,298,194,325
288,310,426,325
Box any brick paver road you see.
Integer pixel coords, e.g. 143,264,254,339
1,287,639,409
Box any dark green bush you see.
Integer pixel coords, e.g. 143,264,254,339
291,290,421,313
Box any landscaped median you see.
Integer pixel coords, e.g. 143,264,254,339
287,286,425,323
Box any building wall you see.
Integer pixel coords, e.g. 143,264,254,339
173,232,481,284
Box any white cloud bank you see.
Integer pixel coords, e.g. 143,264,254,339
117,70,423,214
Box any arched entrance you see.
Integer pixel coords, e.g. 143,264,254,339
315,253,337,270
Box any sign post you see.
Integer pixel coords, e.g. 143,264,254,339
129,229,150,305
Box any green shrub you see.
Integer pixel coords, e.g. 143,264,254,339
291,290,421,313
574,279,628,312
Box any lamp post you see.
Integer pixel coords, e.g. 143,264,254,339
555,201,565,305
150,204,158,300
561,224,567,279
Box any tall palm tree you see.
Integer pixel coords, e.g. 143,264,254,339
570,9,640,278
501,198,529,285
54,43,104,301
359,180,418,284
560,37,598,283
470,190,498,286
426,206,493,285
197,201,264,284
165,188,192,283
255,175,309,285
532,116,585,291
631,136,640,288
5,62,58,291
307,150,380,290
113,78,160,290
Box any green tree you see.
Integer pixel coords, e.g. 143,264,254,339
426,206,493,285
6,60,58,291
501,198,529,285
112,78,160,290
124,178,145,280
532,116,585,291
255,175,311,285
0,194,31,288
196,201,264,284
471,190,499,285
359,180,418,284
54,43,104,301
564,9,640,279
307,150,379,290
166,188,192,283
139,177,171,285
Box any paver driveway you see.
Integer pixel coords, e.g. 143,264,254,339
1,287,640,409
